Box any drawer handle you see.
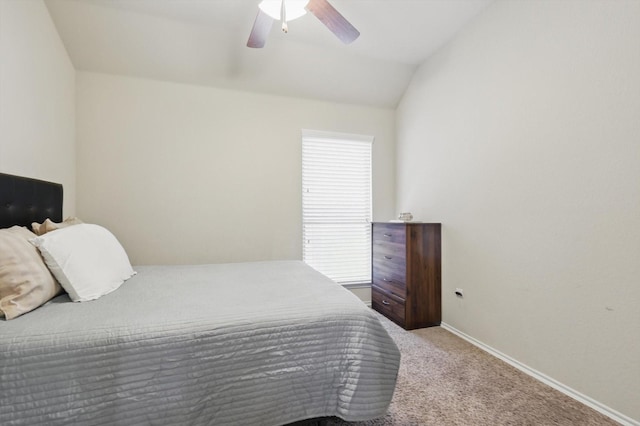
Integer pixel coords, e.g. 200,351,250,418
384,255,392,260
382,300,390,306
383,233,392,238
383,277,391,282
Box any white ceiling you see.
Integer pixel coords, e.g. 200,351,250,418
45,0,492,108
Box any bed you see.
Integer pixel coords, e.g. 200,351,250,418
0,172,400,426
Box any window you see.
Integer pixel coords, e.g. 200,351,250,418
302,130,373,285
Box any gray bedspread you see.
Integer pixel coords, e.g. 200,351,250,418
0,261,400,425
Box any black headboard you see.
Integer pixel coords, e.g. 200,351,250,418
0,173,63,229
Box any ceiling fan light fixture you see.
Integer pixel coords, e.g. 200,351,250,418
258,0,309,21
248,0,359,48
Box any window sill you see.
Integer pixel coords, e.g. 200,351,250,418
341,282,371,290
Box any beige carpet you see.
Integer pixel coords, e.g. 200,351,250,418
327,313,618,426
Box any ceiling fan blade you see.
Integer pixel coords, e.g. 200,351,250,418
247,9,274,48
306,0,360,44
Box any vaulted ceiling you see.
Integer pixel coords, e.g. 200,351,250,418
45,0,492,108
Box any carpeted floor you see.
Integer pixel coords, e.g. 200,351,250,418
327,313,618,426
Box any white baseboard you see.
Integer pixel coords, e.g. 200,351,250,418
440,322,639,426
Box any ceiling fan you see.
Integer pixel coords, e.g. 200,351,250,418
247,0,360,48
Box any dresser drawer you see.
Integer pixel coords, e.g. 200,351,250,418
373,244,406,276
373,224,406,246
372,286,405,327
372,263,406,298
372,242,406,267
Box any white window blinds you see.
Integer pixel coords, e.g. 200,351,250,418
302,130,373,285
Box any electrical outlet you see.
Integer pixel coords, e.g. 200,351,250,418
455,288,464,297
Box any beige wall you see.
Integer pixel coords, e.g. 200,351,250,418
76,72,395,267
396,0,640,422
0,0,75,216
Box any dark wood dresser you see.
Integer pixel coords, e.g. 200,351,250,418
371,222,441,330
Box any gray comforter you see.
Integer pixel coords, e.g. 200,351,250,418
0,261,400,425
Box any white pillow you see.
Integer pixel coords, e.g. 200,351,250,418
31,224,136,302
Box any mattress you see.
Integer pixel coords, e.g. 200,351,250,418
0,261,400,425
